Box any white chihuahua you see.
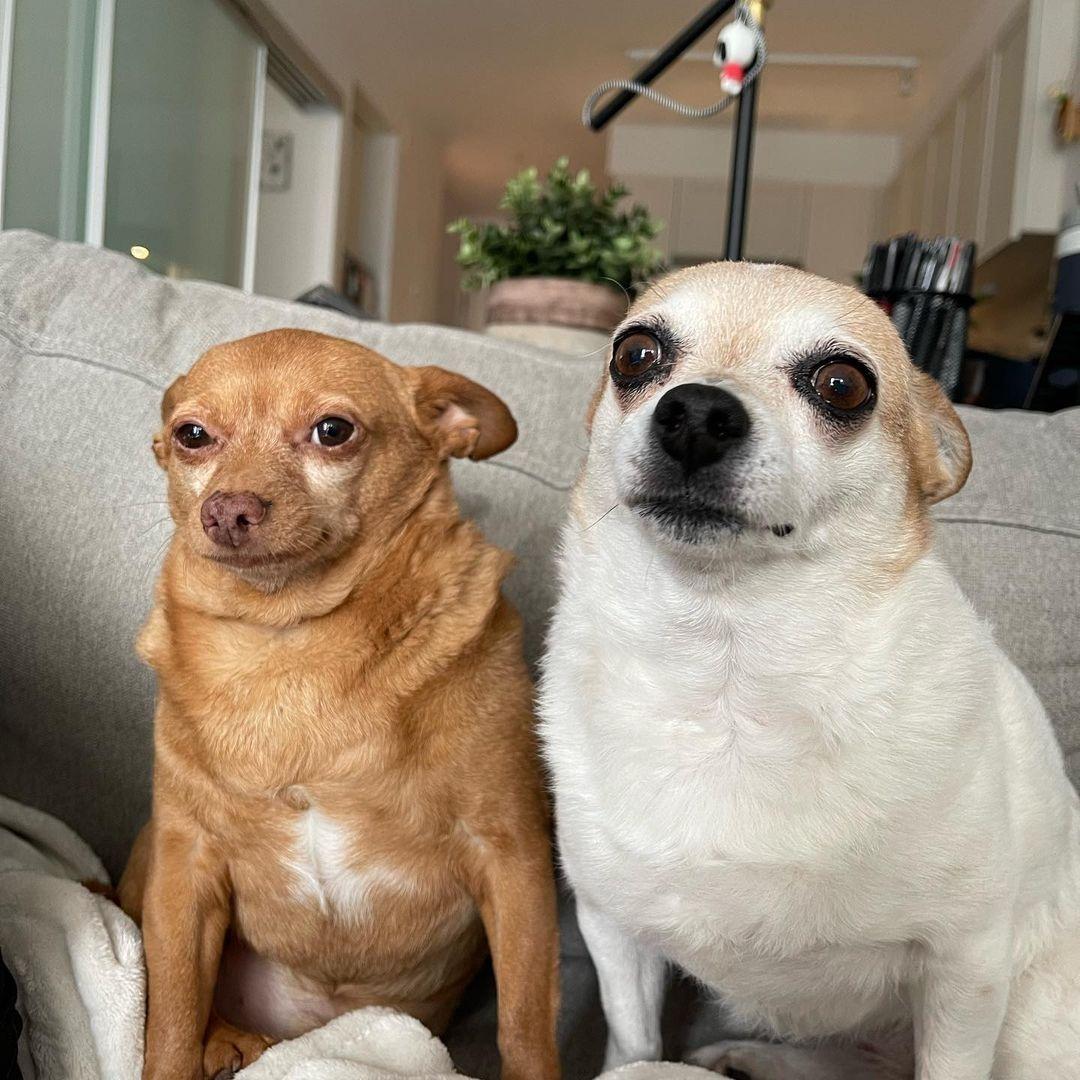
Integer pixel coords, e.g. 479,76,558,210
539,263,1080,1080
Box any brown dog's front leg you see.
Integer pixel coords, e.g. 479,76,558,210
473,839,561,1080
140,816,230,1080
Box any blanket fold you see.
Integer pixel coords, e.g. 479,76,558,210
0,797,710,1080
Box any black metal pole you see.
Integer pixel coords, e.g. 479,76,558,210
724,70,759,260
585,0,740,131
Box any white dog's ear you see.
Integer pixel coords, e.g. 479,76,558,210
410,366,517,460
910,368,971,504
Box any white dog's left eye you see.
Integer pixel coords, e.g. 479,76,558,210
613,331,662,380
310,416,355,447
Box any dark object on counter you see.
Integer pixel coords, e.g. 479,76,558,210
1026,312,1080,412
959,351,1037,409
1054,205,1080,315
0,953,21,1080
862,234,975,401
295,284,372,320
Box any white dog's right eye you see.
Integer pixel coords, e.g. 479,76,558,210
613,332,662,380
811,360,873,412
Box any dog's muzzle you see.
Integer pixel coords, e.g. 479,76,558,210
651,383,750,476
627,382,793,543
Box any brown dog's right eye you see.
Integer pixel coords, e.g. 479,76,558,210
174,423,214,449
310,416,356,448
613,332,662,380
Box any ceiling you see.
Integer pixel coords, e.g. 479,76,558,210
267,0,991,211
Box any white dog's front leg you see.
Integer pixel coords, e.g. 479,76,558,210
575,894,667,1069
914,940,1010,1080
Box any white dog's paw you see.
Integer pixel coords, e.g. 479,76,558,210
686,1040,793,1079
604,1038,664,1072
686,1038,911,1080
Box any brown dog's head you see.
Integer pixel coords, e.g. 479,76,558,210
154,329,516,586
583,262,971,562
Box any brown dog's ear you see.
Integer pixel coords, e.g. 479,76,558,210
160,375,187,423
910,369,972,504
152,375,187,468
410,366,517,460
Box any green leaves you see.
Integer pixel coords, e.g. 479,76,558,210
448,157,666,293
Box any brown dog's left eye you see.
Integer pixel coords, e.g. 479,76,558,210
311,416,355,447
174,423,214,449
812,361,873,411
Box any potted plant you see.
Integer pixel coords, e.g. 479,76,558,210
448,158,665,353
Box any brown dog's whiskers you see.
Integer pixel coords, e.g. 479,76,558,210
98,499,172,511
134,518,174,541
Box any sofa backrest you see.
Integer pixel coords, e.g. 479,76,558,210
0,230,1076,877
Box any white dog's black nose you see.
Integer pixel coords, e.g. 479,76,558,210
652,383,750,474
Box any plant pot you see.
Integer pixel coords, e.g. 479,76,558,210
483,276,625,356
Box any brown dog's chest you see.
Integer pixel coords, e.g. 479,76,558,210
156,613,403,784
150,610,482,989
223,787,481,989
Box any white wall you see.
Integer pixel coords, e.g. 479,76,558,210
610,124,898,285
262,0,451,322
905,0,1030,153
1014,0,1080,234
609,125,902,187
2,0,95,239
254,80,343,300
386,126,445,323
880,0,1079,259
351,130,399,321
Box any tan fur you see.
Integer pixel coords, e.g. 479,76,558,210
119,330,559,1080
616,263,972,576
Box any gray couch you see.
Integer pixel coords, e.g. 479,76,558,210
0,229,1077,1078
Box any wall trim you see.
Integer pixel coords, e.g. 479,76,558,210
84,0,114,246
241,43,268,293
0,0,17,227
222,0,342,110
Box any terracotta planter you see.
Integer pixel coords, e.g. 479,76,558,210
485,277,626,333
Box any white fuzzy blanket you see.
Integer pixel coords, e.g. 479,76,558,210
0,797,708,1080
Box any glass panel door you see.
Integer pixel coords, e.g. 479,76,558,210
3,0,97,239
104,0,261,285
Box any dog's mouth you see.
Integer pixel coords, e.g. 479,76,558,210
205,549,303,570
627,496,794,543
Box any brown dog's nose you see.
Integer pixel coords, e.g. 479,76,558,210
200,490,268,548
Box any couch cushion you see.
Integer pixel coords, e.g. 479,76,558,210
934,406,1080,778
0,229,1077,888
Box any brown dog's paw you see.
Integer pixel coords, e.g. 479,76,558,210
202,1017,272,1079
81,879,118,902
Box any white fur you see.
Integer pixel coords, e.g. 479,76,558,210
288,806,416,919
539,265,1080,1080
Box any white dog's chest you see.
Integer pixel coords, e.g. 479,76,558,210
544,582,951,1034
566,785,912,1035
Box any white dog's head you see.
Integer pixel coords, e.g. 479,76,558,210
581,262,971,569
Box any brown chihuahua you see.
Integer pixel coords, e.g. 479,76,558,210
119,330,559,1080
